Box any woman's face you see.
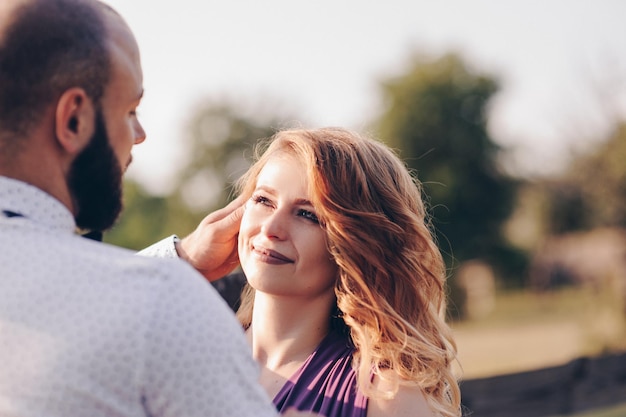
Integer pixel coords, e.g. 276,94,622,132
238,153,338,299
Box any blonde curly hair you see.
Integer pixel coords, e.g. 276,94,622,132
236,127,461,417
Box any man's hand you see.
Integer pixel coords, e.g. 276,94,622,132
176,196,245,281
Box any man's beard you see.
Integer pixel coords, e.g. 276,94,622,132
68,109,124,232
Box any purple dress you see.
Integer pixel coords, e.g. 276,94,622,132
273,329,368,417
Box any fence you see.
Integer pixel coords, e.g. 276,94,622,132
460,352,626,416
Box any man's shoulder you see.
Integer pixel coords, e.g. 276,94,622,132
60,236,205,294
90,238,199,280
80,238,229,313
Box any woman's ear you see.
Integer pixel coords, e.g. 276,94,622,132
54,87,95,154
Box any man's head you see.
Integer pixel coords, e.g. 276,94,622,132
0,0,145,231
0,0,110,138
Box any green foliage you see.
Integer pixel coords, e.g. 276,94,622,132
542,181,593,234
556,122,626,231
376,53,520,281
104,180,173,250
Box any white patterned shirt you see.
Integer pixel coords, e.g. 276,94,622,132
0,176,277,417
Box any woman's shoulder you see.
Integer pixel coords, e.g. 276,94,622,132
367,371,435,417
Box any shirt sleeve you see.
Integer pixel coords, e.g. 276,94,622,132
137,235,180,259
139,261,277,417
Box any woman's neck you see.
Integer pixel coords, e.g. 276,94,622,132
248,292,333,371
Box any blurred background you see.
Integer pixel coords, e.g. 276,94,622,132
102,1,626,415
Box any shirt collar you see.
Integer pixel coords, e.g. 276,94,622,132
0,176,76,235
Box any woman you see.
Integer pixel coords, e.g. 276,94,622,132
235,127,461,417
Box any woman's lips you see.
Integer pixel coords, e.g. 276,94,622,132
252,246,294,265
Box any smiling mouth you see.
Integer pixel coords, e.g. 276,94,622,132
253,246,294,265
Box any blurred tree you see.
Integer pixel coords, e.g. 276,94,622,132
549,122,626,232
104,180,173,250
173,102,286,219
542,181,592,235
375,53,522,288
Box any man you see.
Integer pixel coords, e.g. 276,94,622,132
0,1,311,416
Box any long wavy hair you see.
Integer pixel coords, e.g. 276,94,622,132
236,127,461,417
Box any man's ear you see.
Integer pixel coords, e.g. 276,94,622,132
55,88,95,154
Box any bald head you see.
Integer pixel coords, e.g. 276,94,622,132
0,0,127,141
0,0,23,41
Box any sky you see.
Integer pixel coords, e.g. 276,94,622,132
103,0,626,195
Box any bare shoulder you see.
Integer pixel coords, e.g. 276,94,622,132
367,372,434,417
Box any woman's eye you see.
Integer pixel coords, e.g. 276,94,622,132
298,209,319,224
251,194,271,206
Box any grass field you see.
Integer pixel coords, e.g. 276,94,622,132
550,403,626,417
450,286,626,379
451,286,626,416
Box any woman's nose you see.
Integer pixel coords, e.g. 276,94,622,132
261,209,288,240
